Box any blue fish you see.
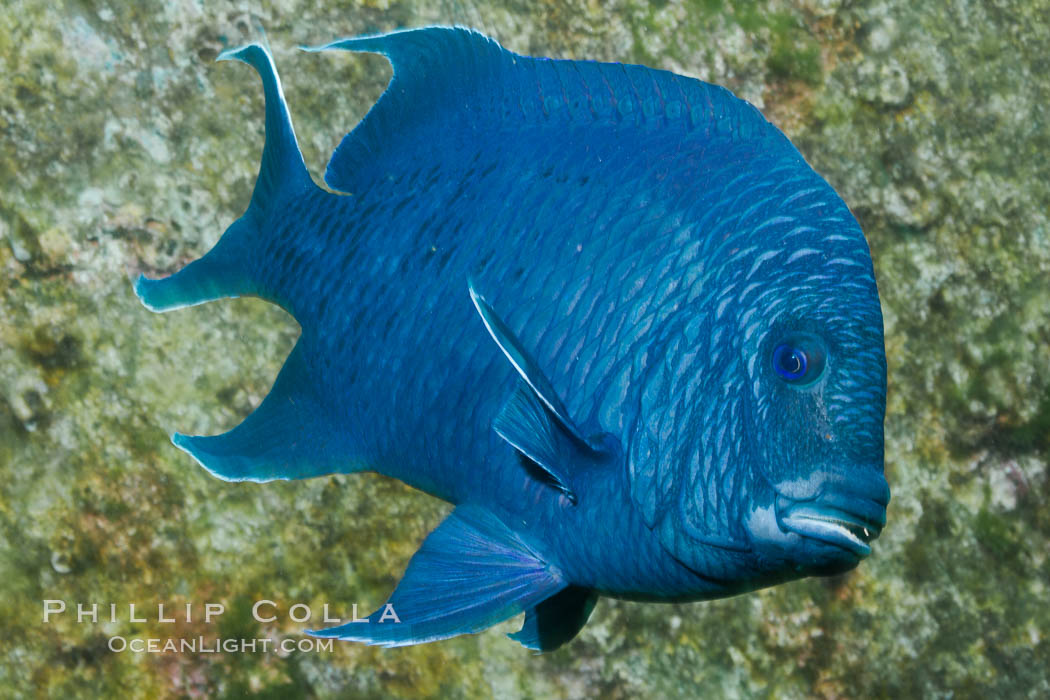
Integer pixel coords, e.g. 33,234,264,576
136,27,889,650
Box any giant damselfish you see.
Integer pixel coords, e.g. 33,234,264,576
135,27,890,650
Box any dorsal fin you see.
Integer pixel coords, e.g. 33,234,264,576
135,43,313,313
305,27,793,195
217,44,313,210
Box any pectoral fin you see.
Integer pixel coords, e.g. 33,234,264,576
468,281,620,503
494,383,582,502
308,506,566,647
468,281,591,444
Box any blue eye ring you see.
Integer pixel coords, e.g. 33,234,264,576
772,344,808,381
770,334,826,386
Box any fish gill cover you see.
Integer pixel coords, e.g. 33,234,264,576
135,27,888,650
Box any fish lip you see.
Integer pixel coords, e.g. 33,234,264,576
767,470,889,559
777,498,885,559
781,509,876,558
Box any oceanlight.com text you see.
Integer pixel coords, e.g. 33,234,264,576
106,636,333,654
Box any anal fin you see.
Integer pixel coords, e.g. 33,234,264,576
309,506,567,647
173,341,352,482
509,586,598,652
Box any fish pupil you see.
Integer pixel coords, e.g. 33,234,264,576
773,344,808,380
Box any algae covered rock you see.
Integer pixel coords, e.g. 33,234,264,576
1,0,1047,697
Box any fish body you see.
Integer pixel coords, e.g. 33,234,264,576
136,28,889,649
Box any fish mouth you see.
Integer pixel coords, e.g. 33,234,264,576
777,483,887,559
781,506,882,558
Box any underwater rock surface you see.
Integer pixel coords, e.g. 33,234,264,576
1,0,1047,697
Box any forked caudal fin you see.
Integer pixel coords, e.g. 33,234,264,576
171,342,353,483
134,43,313,312
135,44,345,483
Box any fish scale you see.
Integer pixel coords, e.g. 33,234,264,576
136,27,889,650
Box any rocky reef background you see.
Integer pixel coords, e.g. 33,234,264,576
1,0,1047,697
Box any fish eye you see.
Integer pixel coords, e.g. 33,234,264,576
771,335,826,386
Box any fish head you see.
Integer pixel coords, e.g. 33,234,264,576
733,198,889,578
629,163,889,587
740,286,889,577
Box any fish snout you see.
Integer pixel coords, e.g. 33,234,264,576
776,470,889,559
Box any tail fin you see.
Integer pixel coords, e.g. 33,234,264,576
134,43,312,312
134,217,257,311
171,341,353,482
